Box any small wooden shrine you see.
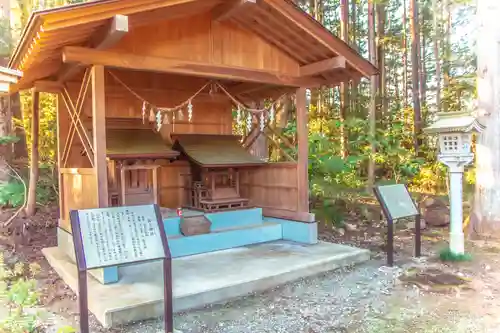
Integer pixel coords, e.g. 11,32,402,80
105,128,179,206
173,134,266,212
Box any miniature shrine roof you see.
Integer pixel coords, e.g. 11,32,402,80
172,134,266,168
8,0,377,93
0,66,22,94
106,129,179,160
424,112,485,134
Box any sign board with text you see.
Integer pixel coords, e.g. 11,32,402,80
374,184,419,220
70,204,173,333
76,205,165,269
373,184,421,267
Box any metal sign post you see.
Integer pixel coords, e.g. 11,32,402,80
70,204,173,333
373,184,421,267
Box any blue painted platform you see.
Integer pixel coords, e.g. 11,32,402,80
101,207,318,284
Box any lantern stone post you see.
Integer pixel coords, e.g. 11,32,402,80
424,112,484,255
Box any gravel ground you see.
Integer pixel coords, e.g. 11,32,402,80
106,252,500,333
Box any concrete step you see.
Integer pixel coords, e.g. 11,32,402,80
42,241,370,328
168,222,283,257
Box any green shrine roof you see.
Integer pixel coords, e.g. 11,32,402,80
424,111,485,134
172,134,266,168
106,129,179,160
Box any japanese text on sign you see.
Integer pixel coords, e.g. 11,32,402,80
77,205,165,269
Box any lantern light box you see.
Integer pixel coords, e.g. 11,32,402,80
424,111,484,158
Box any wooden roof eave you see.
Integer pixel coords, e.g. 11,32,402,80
264,0,378,78
9,14,42,69
107,151,180,160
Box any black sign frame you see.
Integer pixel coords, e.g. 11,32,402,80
373,184,422,266
70,204,173,333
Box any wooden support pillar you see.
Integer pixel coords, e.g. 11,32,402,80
25,90,40,217
56,95,65,229
296,88,309,212
92,65,108,207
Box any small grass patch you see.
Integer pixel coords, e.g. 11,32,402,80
439,248,472,262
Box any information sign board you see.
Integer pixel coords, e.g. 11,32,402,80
373,184,421,267
70,204,173,333
77,205,165,269
375,184,419,220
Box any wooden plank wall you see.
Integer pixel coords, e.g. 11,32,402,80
63,74,233,136
59,168,97,231
158,160,191,208
109,12,299,75
240,163,299,212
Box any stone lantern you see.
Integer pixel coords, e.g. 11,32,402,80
424,111,485,255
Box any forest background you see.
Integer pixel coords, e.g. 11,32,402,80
0,0,476,226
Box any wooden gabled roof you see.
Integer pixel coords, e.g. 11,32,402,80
173,134,266,168
9,0,377,92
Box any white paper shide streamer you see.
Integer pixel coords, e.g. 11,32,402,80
246,112,252,132
156,110,162,131
188,100,193,122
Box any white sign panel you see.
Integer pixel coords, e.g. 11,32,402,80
77,205,165,269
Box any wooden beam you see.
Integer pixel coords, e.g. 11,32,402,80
63,46,326,87
91,14,129,49
91,65,108,208
229,82,274,96
300,56,346,77
296,87,309,213
33,80,62,93
58,15,129,83
212,0,256,22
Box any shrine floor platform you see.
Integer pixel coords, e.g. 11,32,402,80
43,240,370,328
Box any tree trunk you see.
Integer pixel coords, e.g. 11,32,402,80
25,91,39,217
410,0,422,151
350,0,358,114
11,93,28,160
433,0,442,112
420,15,427,108
472,0,500,236
367,0,377,189
339,0,349,159
403,0,409,107
0,95,11,183
443,0,451,113
376,0,386,124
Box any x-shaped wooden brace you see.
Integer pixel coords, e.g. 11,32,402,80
60,68,95,167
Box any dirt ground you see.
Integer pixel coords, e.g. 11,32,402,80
2,206,500,332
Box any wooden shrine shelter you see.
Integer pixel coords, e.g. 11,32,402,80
7,0,377,231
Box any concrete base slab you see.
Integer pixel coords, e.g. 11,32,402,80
43,241,370,328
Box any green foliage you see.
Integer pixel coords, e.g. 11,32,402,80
20,93,57,166
439,248,473,262
56,326,77,333
0,253,41,333
0,167,57,207
0,181,25,207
